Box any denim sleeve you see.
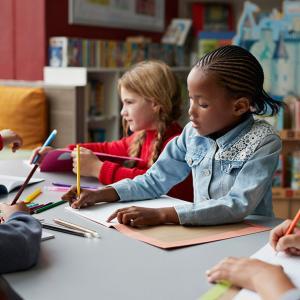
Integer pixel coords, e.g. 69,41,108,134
175,134,281,225
111,126,191,201
0,212,42,274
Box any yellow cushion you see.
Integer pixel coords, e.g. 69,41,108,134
0,86,48,149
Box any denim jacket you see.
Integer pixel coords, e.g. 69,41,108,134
111,116,281,225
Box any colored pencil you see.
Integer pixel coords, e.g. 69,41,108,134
32,129,57,164
24,188,42,203
11,130,57,205
11,164,39,205
285,208,300,235
34,200,66,214
41,222,92,238
53,218,99,237
76,145,80,198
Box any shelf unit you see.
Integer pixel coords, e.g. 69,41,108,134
44,66,191,143
272,130,300,219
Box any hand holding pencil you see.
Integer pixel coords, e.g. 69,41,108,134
269,212,300,256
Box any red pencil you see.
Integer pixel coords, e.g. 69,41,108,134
11,164,39,205
285,208,300,235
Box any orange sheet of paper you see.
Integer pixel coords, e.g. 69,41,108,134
113,222,270,249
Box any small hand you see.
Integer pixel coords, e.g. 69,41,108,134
61,186,96,208
207,257,282,290
0,129,23,152
269,220,300,255
71,147,103,178
0,202,29,222
107,206,174,226
206,257,295,299
29,146,53,164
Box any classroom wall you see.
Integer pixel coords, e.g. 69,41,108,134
0,0,178,81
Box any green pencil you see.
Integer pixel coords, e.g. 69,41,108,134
34,200,66,214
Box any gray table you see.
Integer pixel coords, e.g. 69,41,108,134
0,160,280,300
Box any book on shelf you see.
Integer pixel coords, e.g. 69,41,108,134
161,18,192,47
88,80,105,116
192,2,234,35
0,175,44,194
272,154,286,188
198,31,235,58
39,149,144,172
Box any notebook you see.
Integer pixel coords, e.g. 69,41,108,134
0,175,44,194
39,148,145,172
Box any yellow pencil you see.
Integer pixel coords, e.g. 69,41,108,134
24,188,42,204
76,145,80,198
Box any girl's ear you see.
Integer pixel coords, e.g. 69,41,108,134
151,100,161,113
233,97,250,116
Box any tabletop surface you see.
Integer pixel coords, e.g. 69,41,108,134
0,159,280,300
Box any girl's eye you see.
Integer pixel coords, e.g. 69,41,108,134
199,104,208,108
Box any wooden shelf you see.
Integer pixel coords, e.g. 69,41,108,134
272,187,300,199
280,129,300,140
272,188,300,219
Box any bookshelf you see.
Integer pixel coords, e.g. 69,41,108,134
44,66,190,143
272,130,300,219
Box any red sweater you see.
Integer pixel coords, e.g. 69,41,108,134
68,122,193,202
0,135,3,150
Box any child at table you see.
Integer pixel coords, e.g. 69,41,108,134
0,202,41,300
62,45,283,227
0,129,23,152
34,60,193,202
206,220,300,300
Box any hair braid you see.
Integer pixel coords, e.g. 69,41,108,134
195,45,283,116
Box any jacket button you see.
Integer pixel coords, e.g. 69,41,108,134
202,169,211,176
188,158,193,165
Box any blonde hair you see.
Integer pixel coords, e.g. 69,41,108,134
118,60,182,166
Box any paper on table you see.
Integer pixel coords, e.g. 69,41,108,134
41,230,55,241
65,196,187,227
234,244,300,300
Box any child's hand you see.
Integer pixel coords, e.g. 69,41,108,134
61,186,106,209
106,206,179,226
29,146,53,164
71,147,103,178
0,202,29,222
0,129,23,152
269,220,300,255
206,257,294,297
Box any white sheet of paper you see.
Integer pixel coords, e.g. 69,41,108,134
65,196,188,227
234,244,300,299
41,230,55,241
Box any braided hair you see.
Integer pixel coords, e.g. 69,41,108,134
118,60,182,167
195,45,283,116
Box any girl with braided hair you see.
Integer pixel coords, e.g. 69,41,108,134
62,45,283,227
35,60,193,202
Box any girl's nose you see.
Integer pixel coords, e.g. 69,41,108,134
120,106,126,116
188,102,197,117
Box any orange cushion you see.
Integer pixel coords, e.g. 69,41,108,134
0,86,48,149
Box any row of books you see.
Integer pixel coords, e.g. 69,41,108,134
49,37,189,68
87,80,104,116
